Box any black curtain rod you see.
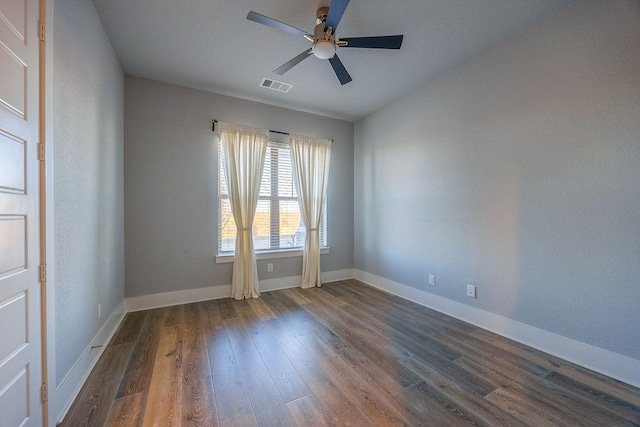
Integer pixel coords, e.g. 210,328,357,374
212,120,288,135
212,120,333,142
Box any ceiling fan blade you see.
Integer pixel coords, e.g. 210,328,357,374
273,49,313,75
326,0,350,32
247,11,311,38
328,54,352,85
340,35,404,49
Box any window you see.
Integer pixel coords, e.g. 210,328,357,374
218,140,327,255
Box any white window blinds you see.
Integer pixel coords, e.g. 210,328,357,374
218,140,327,254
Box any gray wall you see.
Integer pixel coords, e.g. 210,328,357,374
53,0,124,384
354,0,640,360
124,77,354,298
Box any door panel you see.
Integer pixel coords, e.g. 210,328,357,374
0,216,27,274
0,292,28,363
0,0,28,120
0,130,26,194
0,0,25,40
0,41,26,117
0,367,29,427
0,0,42,424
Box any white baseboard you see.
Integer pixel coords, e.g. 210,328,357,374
354,269,640,389
126,284,231,312
54,299,126,423
320,268,354,284
125,269,355,312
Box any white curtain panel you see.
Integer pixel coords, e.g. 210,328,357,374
218,122,268,299
290,134,332,289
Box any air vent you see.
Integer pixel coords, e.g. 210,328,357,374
260,78,292,93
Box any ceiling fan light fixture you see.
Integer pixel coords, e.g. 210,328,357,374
313,41,336,59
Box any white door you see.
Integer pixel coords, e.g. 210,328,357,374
0,0,43,425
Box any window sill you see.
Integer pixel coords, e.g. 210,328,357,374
215,247,330,264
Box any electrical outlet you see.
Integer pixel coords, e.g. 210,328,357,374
267,263,274,273
428,274,435,286
466,284,476,298
97,303,102,319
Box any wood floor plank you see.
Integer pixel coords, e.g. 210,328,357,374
224,317,296,426
309,287,499,400
264,288,319,322
326,291,493,394
434,328,553,378
330,290,460,361
296,332,410,426
218,298,239,320
232,299,261,323
337,287,443,337
339,280,476,335
207,321,257,426
286,395,334,427
115,308,165,398
472,327,640,408
307,318,409,397
104,391,147,427
342,279,480,338
325,281,364,299
183,302,205,330
141,325,183,427
62,342,135,426
255,319,374,426
198,300,222,332
164,304,184,327
302,297,423,388
485,387,574,426
472,328,573,368
318,283,348,297
455,356,638,426
262,291,316,336
404,351,497,397
401,356,525,426
308,286,349,307
111,311,148,345
246,297,276,321
182,327,210,385
248,318,312,403
280,287,312,305
181,376,219,427
396,381,482,426
544,371,640,424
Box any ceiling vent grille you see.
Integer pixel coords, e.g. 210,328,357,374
260,78,292,93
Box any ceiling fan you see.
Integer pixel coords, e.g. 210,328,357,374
247,0,404,85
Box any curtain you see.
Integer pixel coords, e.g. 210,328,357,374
289,134,331,289
218,122,268,299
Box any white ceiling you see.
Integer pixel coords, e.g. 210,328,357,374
92,0,574,122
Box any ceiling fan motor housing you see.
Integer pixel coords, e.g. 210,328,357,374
313,7,336,59
316,6,329,25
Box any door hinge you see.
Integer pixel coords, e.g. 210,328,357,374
38,143,45,161
41,383,48,403
39,21,46,42
39,264,47,282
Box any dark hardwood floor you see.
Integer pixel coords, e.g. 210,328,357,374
61,279,640,426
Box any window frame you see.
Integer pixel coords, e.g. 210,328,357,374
216,139,329,261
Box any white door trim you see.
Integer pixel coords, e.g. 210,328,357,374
38,0,51,424
43,0,56,425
